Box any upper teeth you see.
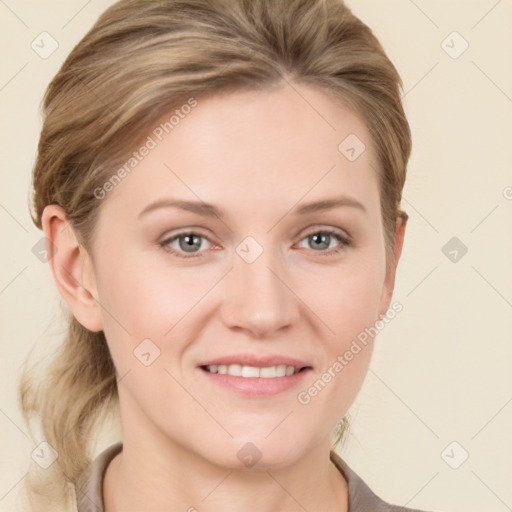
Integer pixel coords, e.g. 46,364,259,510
205,364,297,378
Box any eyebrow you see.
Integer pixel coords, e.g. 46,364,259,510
137,195,367,220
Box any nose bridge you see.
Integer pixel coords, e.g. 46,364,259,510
221,238,297,336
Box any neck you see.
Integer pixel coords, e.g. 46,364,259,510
103,391,348,512
103,431,348,512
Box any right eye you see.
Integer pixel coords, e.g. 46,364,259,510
160,232,214,259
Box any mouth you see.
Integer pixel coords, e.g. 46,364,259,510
197,356,312,396
201,364,309,378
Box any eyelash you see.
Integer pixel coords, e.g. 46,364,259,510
160,229,352,260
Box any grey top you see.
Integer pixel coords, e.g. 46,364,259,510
74,442,432,512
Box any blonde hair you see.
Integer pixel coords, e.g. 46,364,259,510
19,0,411,508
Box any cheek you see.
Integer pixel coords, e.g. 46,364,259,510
307,257,386,343
96,253,215,338
297,257,384,406
93,253,228,394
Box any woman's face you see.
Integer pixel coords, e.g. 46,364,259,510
86,83,402,468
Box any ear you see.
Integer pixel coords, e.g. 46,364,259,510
378,214,407,317
41,205,103,332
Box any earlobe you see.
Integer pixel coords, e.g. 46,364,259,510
41,205,103,332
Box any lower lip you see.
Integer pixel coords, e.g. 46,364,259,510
198,367,311,396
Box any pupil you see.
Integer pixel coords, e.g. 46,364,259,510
180,235,201,252
311,233,329,250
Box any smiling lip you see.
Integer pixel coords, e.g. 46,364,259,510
198,354,311,369
197,354,312,396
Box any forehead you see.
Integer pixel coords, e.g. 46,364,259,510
98,83,381,223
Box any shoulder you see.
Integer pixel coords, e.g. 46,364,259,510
75,442,123,512
330,450,436,512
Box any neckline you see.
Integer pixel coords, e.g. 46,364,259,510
76,442,384,512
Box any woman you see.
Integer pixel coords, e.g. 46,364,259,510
19,0,437,510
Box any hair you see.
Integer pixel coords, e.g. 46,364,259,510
19,0,411,509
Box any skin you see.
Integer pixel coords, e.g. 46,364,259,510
43,82,406,512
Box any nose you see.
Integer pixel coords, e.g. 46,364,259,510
220,247,299,338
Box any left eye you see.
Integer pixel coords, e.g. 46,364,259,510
297,230,349,253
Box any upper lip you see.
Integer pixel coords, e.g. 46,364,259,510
198,354,312,369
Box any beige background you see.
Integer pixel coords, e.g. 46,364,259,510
1,1,511,510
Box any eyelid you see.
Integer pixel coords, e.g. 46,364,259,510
295,224,352,243
162,232,213,245
160,226,213,244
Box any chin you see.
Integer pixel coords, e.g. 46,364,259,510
212,433,313,471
